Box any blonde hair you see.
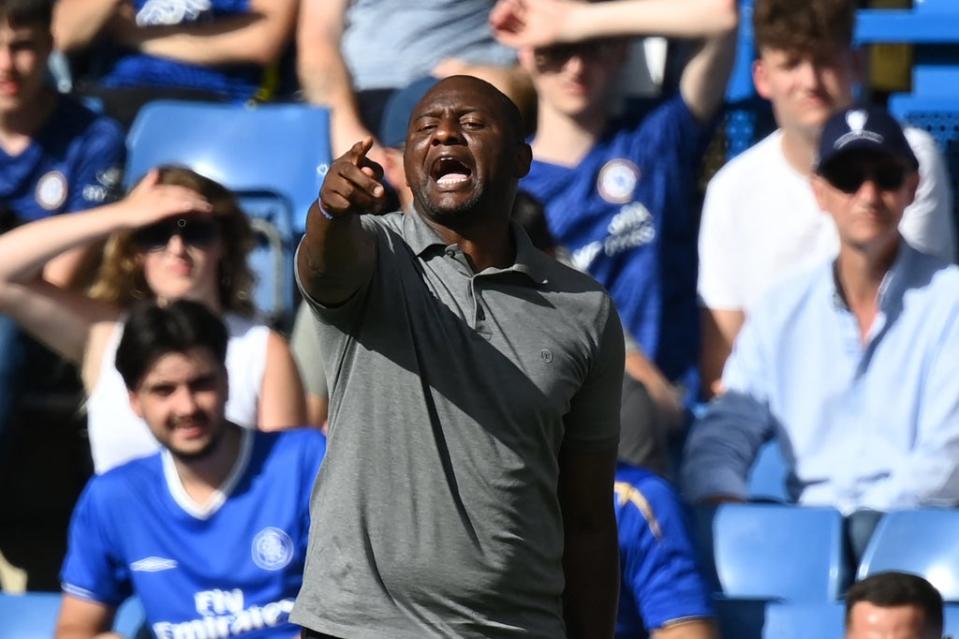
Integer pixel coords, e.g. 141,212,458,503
88,166,256,316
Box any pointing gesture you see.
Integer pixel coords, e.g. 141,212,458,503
318,137,388,219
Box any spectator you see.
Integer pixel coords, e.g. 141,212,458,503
296,0,530,165
846,572,944,639
698,0,955,398
682,107,959,515
614,462,715,639
492,0,738,472
55,300,325,638
52,0,298,128
292,76,624,638
0,166,306,473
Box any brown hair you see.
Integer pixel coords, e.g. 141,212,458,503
0,0,52,27
88,166,256,317
753,0,855,56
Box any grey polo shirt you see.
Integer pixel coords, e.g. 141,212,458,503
291,211,624,639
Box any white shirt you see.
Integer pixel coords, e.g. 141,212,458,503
698,128,956,313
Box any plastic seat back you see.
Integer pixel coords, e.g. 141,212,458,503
705,504,846,601
0,592,61,638
747,440,791,503
858,509,959,602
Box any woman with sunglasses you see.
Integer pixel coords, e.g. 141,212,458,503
0,165,306,473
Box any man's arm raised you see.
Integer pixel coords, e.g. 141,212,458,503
297,138,387,307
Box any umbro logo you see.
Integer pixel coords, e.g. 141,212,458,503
131,557,178,572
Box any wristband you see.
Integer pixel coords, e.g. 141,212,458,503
317,200,339,221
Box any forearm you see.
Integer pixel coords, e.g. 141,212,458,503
680,393,771,502
297,202,376,306
567,0,739,41
131,14,290,67
0,203,130,285
563,521,619,638
679,24,738,122
52,0,122,54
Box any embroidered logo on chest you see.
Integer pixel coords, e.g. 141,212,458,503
596,159,640,204
35,171,67,211
251,527,294,571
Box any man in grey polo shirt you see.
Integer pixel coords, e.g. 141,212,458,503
291,75,624,639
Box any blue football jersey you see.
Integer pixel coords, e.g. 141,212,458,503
62,429,326,638
0,95,124,224
98,0,267,101
521,96,711,400
614,463,713,638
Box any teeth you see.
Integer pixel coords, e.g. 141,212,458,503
437,173,470,185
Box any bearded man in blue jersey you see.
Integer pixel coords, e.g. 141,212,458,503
491,0,737,473
56,300,325,639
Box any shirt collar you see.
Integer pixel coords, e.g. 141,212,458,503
828,239,916,315
401,210,551,286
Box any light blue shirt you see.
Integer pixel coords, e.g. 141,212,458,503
682,242,959,514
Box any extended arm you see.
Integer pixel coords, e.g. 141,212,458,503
297,0,384,161
490,0,738,121
55,595,119,639
297,138,385,306
560,446,620,639
699,307,744,399
111,0,296,67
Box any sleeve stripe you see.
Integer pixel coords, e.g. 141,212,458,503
614,481,663,539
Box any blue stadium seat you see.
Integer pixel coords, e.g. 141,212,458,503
747,440,791,503
0,592,61,638
698,504,847,602
762,602,845,639
858,509,959,602
125,101,332,324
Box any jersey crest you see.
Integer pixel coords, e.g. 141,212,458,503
597,159,640,204
252,527,294,571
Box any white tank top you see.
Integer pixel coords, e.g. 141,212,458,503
85,313,269,473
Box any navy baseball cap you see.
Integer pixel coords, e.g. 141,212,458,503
379,76,439,149
816,105,918,173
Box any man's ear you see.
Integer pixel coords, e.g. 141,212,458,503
753,58,771,99
515,142,532,178
810,174,831,212
129,390,144,419
904,170,920,207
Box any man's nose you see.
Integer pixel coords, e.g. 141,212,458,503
855,177,882,201
165,232,187,253
171,386,200,413
431,117,464,145
0,46,13,73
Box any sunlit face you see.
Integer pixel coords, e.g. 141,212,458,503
129,347,228,460
136,212,224,305
811,151,918,254
519,38,627,121
754,47,857,139
846,602,933,639
0,18,52,115
403,76,530,223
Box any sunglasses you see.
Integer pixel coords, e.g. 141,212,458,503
131,217,219,251
821,161,907,194
534,38,621,64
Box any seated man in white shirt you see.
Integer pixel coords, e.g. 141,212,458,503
683,106,959,516
697,0,956,398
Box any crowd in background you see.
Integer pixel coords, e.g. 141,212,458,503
1,0,957,637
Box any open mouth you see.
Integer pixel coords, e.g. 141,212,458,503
430,156,473,187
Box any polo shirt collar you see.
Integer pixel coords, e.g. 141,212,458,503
828,238,915,317
402,210,551,285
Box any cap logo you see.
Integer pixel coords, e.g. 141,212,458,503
835,109,884,150
846,110,868,134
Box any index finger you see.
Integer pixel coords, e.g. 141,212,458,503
347,137,375,167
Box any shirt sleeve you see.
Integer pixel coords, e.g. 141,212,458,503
290,301,329,398
563,296,625,451
899,127,956,263
858,301,959,510
681,312,775,501
65,117,126,213
60,480,132,606
698,167,744,310
619,478,713,630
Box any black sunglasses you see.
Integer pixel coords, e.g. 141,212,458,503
535,38,621,64
821,161,907,194
131,217,219,250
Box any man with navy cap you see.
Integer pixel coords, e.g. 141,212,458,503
682,106,959,516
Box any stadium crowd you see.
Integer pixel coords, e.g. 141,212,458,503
1,0,957,637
